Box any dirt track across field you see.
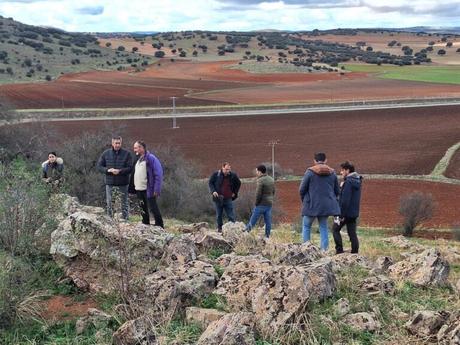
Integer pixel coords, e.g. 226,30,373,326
276,179,460,229
46,105,460,177
445,148,460,180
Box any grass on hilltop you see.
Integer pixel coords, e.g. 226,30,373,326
341,63,460,85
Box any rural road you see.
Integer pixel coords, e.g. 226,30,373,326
7,98,460,123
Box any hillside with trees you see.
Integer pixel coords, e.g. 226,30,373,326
0,16,152,84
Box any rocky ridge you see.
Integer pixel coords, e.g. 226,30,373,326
48,195,459,344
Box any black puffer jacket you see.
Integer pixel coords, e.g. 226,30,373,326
97,148,133,186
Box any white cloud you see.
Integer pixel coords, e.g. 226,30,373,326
0,0,459,32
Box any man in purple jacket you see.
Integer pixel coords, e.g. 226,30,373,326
132,141,164,228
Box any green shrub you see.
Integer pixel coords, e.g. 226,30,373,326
0,159,51,256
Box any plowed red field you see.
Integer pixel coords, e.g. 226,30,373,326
276,179,460,228
4,60,459,109
0,69,242,109
47,105,460,177
192,77,460,104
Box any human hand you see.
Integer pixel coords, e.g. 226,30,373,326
153,192,159,198
212,192,218,197
112,169,120,175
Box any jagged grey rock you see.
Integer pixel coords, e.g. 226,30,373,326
252,259,336,334
195,231,233,253
343,312,381,332
215,255,272,311
186,307,227,329
384,235,425,251
359,275,395,295
138,260,218,321
263,241,323,265
388,248,450,287
222,222,246,245
162,235,197,265
76,308,113,335
329,253,373,273
197,312,256,345
335,298,350,317
405,310,450,339
50,207,174,292
374,256,394,272
112,317,157,345
177,222,210,234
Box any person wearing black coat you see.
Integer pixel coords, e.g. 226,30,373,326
208,162,241,232
97,136,133,220
332,161,362,254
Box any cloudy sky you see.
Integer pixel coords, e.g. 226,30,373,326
0,0,459,32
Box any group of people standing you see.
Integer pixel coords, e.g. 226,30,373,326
208,152,362,254
97,136,165,228
42,136,362,254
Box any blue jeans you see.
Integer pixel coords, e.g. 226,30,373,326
302,215,329,251
106,184,129,220
215,198,235,230
246,205,272,238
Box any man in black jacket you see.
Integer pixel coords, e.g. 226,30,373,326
332,161,362,254
97,136,133,220
208,162,241,232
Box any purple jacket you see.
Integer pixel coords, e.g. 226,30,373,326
143,151,163,198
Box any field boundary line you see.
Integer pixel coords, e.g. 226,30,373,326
431,141,460,177
270,174,460,185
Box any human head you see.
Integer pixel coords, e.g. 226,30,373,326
48,151,57,163
133,140,146,156
221,162,231,175
340,161,355,177
314,152,327,164
111,136,122,151
256,164,266,176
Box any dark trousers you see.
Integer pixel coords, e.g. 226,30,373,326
215,198,235,230
332,217,359,254
136,190,164,228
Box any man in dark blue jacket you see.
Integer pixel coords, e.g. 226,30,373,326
208,162,241,232
97,136,133,220
299,152,340,251
332,161,362,254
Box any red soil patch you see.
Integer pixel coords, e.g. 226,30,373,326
39,295,97,321
276,179,460,229
0,70,240,109
193,76,460,104
46,105,460,177
445,147,460,180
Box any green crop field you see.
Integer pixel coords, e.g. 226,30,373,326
341,63,460,85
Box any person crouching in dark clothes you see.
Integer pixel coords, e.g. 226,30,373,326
332,161,362,254
42,151,64,187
